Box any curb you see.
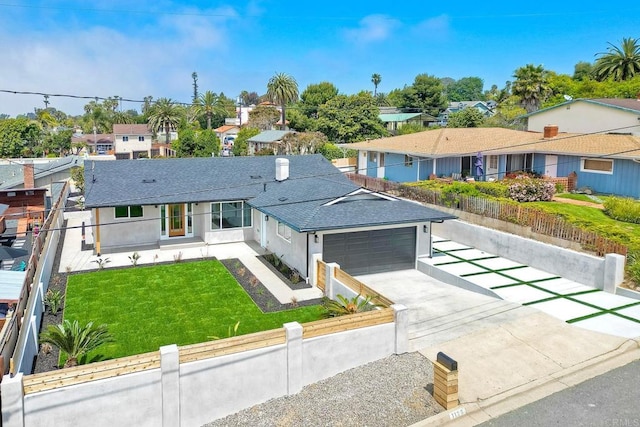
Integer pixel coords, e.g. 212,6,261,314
412,338,640,426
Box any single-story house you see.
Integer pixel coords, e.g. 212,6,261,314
524,98,640,135
214,125,240,145
437,101,495,126
247,130,295,155
378,112,437,134
0,157,81,193
83,155,456,277
347,126,640,198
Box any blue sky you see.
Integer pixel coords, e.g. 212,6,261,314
1,1,639,117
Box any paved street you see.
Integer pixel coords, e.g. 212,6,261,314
477,359,640,427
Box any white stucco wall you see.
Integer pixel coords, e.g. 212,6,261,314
527,102,640,135
23,370,162,427
96,206,158,250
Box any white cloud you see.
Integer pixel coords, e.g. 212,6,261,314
343,14,400,44
0,5,239,116
412,14,451,37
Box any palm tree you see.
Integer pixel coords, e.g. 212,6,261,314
512,64,551,113
371,73,382,96
266,72,299,130
194,91,227,129
593,37,640,82
147,98,183,144
40,320,113,368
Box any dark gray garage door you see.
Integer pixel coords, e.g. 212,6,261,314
323,227,416,276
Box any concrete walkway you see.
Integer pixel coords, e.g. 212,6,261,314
59,211,322,304
421,237,640,339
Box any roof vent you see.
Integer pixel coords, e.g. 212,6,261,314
142,179,156,183
250,175,262,179
275,158,289,181
278,197,288,202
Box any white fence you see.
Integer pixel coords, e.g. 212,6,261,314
2,261,408,427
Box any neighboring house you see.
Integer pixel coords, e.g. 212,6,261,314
247,130,295,155
225,102,284,128
0,157,82,193
347,126,640,198
214,125,240,144
113,124,154,160
378,111,437,134
84,155,455,278
437,101,495,126
525,98,640,135
72,133,114,154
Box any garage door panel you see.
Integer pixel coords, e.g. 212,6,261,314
323,227,417,275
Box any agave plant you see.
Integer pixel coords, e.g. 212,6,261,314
322,294,378,318
39,320,113,368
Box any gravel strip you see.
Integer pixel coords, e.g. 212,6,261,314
204,352,443,427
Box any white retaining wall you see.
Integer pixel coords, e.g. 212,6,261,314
433,219,625,290
3,306,407,427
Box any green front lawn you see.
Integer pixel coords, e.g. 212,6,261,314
64,260,324,360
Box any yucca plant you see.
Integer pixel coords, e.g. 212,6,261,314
322,294,379,318
39,320,113,368
44,289,63,314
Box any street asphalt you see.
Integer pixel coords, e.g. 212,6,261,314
477,359,640,427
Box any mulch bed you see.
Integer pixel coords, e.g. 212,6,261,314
256,255,311,290
221,258,322,312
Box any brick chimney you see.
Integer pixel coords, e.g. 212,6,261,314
23,161,35,189
543,125,559,138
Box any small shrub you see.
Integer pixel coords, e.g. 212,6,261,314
173,251,183,263
290,271,301,284
290,296,298,307
473,181,510,198
40,343,53,354
153,254,159,265
507,178,555,202
603,197,640,224
249,276,259,287
44,289,63,314
128,251,141,267
322,294,379,318
629,260,640,285
209,321,240,340
65,265,72,274
92,257,110,270
237,267,246,277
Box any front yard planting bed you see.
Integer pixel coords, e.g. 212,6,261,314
63,260,324,362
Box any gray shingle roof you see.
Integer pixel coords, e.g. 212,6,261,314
84,155,456,231
0,156,81,189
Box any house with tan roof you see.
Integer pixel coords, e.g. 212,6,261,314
525,98,640,135
347,126,640,198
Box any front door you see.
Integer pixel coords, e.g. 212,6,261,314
169,204,185,237
545,155,558,177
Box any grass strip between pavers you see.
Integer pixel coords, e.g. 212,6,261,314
567,309,640,325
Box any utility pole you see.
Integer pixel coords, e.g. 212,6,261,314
43,94,49,109
192,72,199,104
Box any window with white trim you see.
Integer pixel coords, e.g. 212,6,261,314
211,201,252,230
115,205,143,218
277,221,292,241
581,158,613,174
404,155,413,167
369,151,376,162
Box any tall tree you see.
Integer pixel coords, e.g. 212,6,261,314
573,61,594,81
240,90,260,106
194,91,227,130
396,74,448,116
512,64,551,113
232,127,260,156
446,77,485,102
371,73,381,96
316,91,387,143
147,98,183,144
300,82,339,118
593,38,640,82
248,105,281,130
266,72,299,130
192,72,199,104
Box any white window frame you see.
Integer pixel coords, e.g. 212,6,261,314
122,136,129,142
210,201,252,230
138,136,145,141
404,155,413,167
277,221,292,242
580,158,614,175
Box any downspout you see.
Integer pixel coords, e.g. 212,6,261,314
306,233,310,281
